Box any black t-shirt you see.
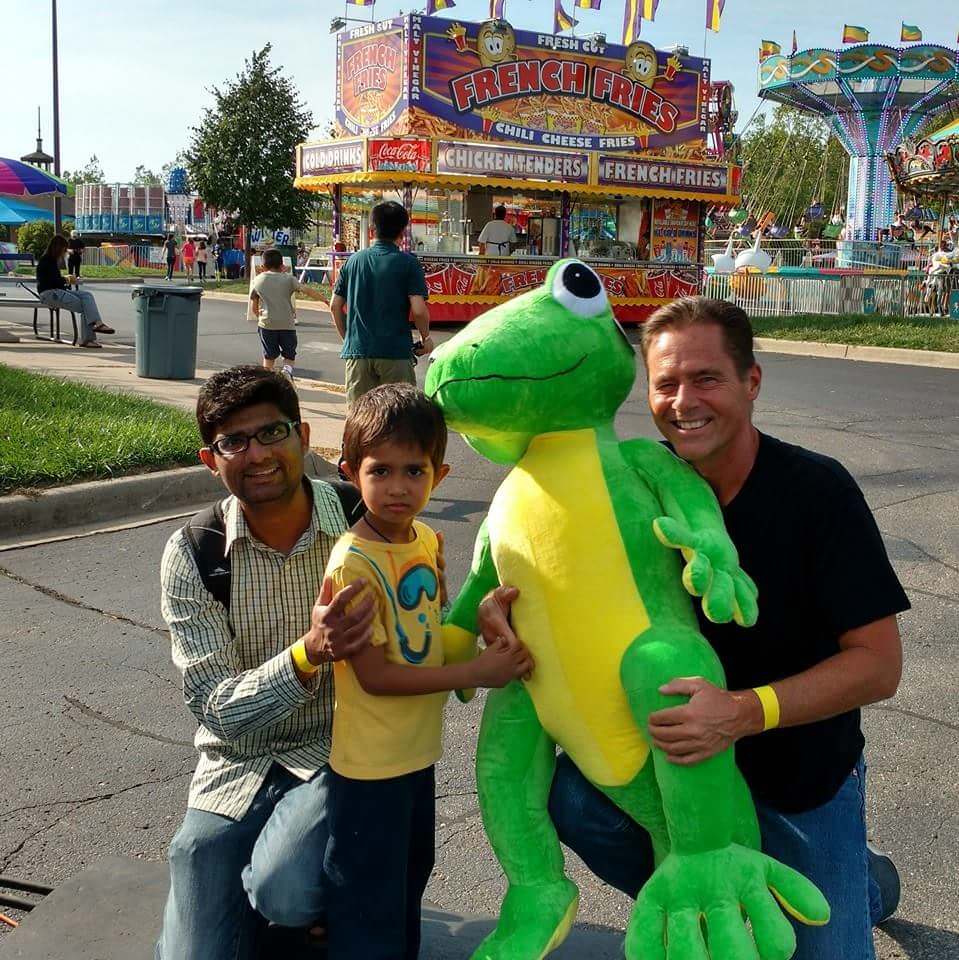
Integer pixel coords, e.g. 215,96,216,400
67,238,84,257
36,254,66,294
696,432,909,813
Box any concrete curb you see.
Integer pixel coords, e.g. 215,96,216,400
754,337,959,370
0,453,337,543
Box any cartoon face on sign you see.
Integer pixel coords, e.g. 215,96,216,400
477,20,517,67
623,42,658,87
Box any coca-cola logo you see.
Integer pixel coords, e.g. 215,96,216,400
369,139,430,172
374,142,422,162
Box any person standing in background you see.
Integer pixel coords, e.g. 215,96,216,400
67,230,84,278
328,201,432,409
196,240,209,281
162,235,178,281
182,237,197,282
477,205,517,257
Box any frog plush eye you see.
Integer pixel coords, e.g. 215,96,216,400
551,261,608,318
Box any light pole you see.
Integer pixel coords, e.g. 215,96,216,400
52,0,62,233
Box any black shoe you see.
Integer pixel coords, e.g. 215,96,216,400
867,842,901,925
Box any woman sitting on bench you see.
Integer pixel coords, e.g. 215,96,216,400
37,235,114,348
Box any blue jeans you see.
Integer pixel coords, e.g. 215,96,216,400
38,288,103,344
156,764,330,960
324,766,435,960
548,753,880,960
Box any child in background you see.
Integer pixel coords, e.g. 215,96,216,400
319,384,532,959
249,248,326,380
195,240,208,281
181,237,196,282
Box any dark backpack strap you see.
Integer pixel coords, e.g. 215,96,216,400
182,501,232,613
326,478,364,527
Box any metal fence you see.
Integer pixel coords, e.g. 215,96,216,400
79,244,165,270
703,238,936,274
702,271,959,318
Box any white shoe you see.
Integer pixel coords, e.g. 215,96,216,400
281,364,295,381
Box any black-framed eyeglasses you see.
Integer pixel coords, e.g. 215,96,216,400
208,419,300,458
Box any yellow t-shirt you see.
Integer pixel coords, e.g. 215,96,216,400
327,520,447,780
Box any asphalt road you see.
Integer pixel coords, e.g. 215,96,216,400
1,287,957,957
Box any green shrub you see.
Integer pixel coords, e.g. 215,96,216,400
16,220,56,259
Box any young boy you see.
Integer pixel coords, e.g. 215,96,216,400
319,383,531,960
250,247,326,380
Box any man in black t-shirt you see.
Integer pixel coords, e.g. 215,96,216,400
477,297,907,960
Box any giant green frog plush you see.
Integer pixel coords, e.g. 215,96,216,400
424,259,829,960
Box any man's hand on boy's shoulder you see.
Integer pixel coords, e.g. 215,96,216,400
304,577,375,664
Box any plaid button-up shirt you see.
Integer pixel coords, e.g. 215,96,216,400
160,479,346,820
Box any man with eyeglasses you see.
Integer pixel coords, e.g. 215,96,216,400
156,365,395,959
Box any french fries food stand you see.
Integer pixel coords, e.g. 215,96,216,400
296,14,741,323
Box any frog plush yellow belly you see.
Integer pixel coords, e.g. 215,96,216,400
488,428,650,788
426,257,828,960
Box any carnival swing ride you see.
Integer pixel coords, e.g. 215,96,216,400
713,32,959,275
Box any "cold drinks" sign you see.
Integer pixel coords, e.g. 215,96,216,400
299,139,365,178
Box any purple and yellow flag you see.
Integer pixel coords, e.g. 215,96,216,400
489,0,506,18
901,23,922,42
427,0,455,11
759,40,781,61
622,0,642,44
346,0,374,5
842,24,869,44
706,0,725,33
643,0,660,19
575,0,602,9
554,0,577,32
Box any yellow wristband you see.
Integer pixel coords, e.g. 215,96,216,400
291,638,320,675
753,685,781,731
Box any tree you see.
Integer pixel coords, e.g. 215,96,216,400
132,165,162,186
62,155,105,185
16,220,56,259
186,45,314,260
739,106,847,230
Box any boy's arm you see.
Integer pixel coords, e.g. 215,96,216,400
349,634,530,697
249,290,261,319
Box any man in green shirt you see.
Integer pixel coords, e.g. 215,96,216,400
329,201,433,407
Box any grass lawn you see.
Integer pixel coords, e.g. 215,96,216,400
210,279,332,302
750,314,959,353
1,364,200,495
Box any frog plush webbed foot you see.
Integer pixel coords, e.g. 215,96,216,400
471,879,579,960
626,846,829,960
652,517,759,626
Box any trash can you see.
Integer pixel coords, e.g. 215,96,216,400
132,283,203,379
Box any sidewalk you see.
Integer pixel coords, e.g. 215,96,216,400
0,319,346,459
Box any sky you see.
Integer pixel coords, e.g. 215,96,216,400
5,0,959,182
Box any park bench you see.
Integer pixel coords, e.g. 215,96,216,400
0,269,79,346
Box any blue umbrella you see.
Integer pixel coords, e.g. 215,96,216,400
0,196,56,225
